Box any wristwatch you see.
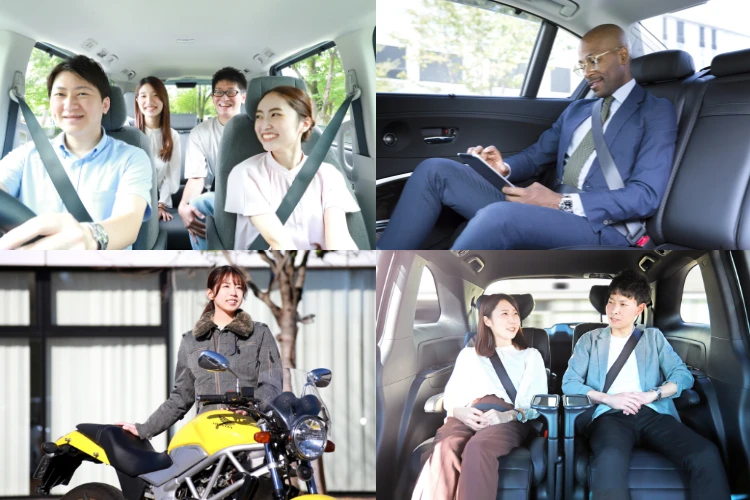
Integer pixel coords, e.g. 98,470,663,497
84,222,109,250
652,386,663,401
559,195,574,213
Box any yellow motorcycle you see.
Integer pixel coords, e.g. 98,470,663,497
33,350,335,500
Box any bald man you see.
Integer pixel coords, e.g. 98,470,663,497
378,24,678,250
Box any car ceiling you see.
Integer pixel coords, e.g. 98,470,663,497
483,0,708,37
415,250,707,289
0,0,373,83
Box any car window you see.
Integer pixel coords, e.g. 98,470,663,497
537,28,581,98
11,46,66,150
165,84,217,121
415,266,440,324
277,44,350,147
376,0,544,97
485,278,612,328
640,0,750,70
681,264,710,324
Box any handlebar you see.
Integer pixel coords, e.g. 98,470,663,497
197,388,256,406
197,394,226,404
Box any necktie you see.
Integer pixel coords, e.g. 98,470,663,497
562,95,614,188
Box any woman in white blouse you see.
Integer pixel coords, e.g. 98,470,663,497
413,293,548,500
134,77,181,221
225,86,360,250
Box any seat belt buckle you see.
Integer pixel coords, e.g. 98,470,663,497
635,235,651,247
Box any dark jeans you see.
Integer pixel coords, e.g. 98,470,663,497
377,158,628,250
586,407,730,500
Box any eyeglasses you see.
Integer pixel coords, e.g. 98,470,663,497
212,89,243,97
573,46,624,77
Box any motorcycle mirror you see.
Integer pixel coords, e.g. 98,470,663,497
307,368,332,388
198,351,230,372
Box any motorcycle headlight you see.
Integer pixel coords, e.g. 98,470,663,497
291,417,327,460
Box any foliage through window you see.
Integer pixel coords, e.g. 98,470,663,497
681,265,710,325
166,85,217,122
415,266,440,324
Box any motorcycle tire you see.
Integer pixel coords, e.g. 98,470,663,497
60,482,125,500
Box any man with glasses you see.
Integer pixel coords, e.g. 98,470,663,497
378,24,678,250
178,67,247,249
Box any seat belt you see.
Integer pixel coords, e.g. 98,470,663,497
576,325,645,433
247,88,358,250
13,92,93,222
590,99,648,247
488,353,518,405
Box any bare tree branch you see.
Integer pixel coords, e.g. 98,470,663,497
259,250,276,268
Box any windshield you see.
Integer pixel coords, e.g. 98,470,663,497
287,368,332,432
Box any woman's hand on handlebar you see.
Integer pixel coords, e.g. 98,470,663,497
115,422,140,437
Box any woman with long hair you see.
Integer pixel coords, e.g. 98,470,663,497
134,76,181,221
412,294,548,500
116,265,283,439
225,86,360,250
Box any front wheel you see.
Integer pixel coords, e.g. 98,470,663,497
60,483,125,500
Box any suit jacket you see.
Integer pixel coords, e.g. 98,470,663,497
505,83,678,233
561,326,694,422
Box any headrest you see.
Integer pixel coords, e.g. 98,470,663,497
589,285,609,316
102,85,127,131
123,91,135,119
246,76,308,118
475,293,535,321
631,50,695,84
711,48,750,77
171,113,199,130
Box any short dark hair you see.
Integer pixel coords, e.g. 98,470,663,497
211,67,247,93
609,269,651,306
47,55,110,100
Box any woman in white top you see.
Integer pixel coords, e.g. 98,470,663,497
412,294,548,500
134,77,181,221
225,86,360,250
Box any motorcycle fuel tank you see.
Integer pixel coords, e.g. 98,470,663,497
168,410,263,455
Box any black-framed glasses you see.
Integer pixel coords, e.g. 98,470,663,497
573,46,624,76
212,89,243,97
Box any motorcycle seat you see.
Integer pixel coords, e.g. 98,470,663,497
76,424,173,477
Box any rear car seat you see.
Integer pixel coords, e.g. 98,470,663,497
411,293,557,500
206,76,369,250
103,86,166,249
123,91,135,126
159,113,198,250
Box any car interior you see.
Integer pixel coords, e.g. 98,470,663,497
0,0,375,250
376,0,750,250
376,249,750,499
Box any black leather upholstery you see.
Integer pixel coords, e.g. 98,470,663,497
572,285,609,347
77,424,172,477
710,48,750,77
632,50,695,84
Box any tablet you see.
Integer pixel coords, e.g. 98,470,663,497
457,152,516,190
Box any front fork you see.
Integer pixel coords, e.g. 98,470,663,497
260,422,318,499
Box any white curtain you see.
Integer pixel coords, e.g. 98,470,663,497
0,339,30,496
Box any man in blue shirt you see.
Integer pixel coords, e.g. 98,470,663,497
0,55,151,250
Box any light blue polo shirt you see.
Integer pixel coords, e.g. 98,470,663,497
0,128,152,225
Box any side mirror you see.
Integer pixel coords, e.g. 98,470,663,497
198,351,230,372
308,368,332,388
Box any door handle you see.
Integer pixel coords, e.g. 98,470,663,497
424,136,455,144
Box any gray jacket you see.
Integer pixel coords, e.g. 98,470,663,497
136,309,283,439
562,326,694,422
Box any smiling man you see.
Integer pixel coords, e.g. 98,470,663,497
0,55,152,250
562,270,730,499
177,67,247,250
378,24,678,250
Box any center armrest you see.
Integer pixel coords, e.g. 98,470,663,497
562,394,594,438
530,394,560,439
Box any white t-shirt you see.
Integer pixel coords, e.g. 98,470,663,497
605,334,643,395
145,127,181,208
442,345,548,420
183,117,224,190
225,152,360,250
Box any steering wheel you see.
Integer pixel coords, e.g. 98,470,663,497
0,190,37,235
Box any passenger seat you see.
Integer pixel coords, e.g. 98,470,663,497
102,86,166,249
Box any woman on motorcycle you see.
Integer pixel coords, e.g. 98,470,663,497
412,294,548,500
117,265,283,439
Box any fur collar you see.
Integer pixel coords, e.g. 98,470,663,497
193,309,254,338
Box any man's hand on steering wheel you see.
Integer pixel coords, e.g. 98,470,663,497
0,213,98,250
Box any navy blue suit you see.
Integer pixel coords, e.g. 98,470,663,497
378,83,678,249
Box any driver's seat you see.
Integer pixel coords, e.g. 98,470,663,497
205,76,369,250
